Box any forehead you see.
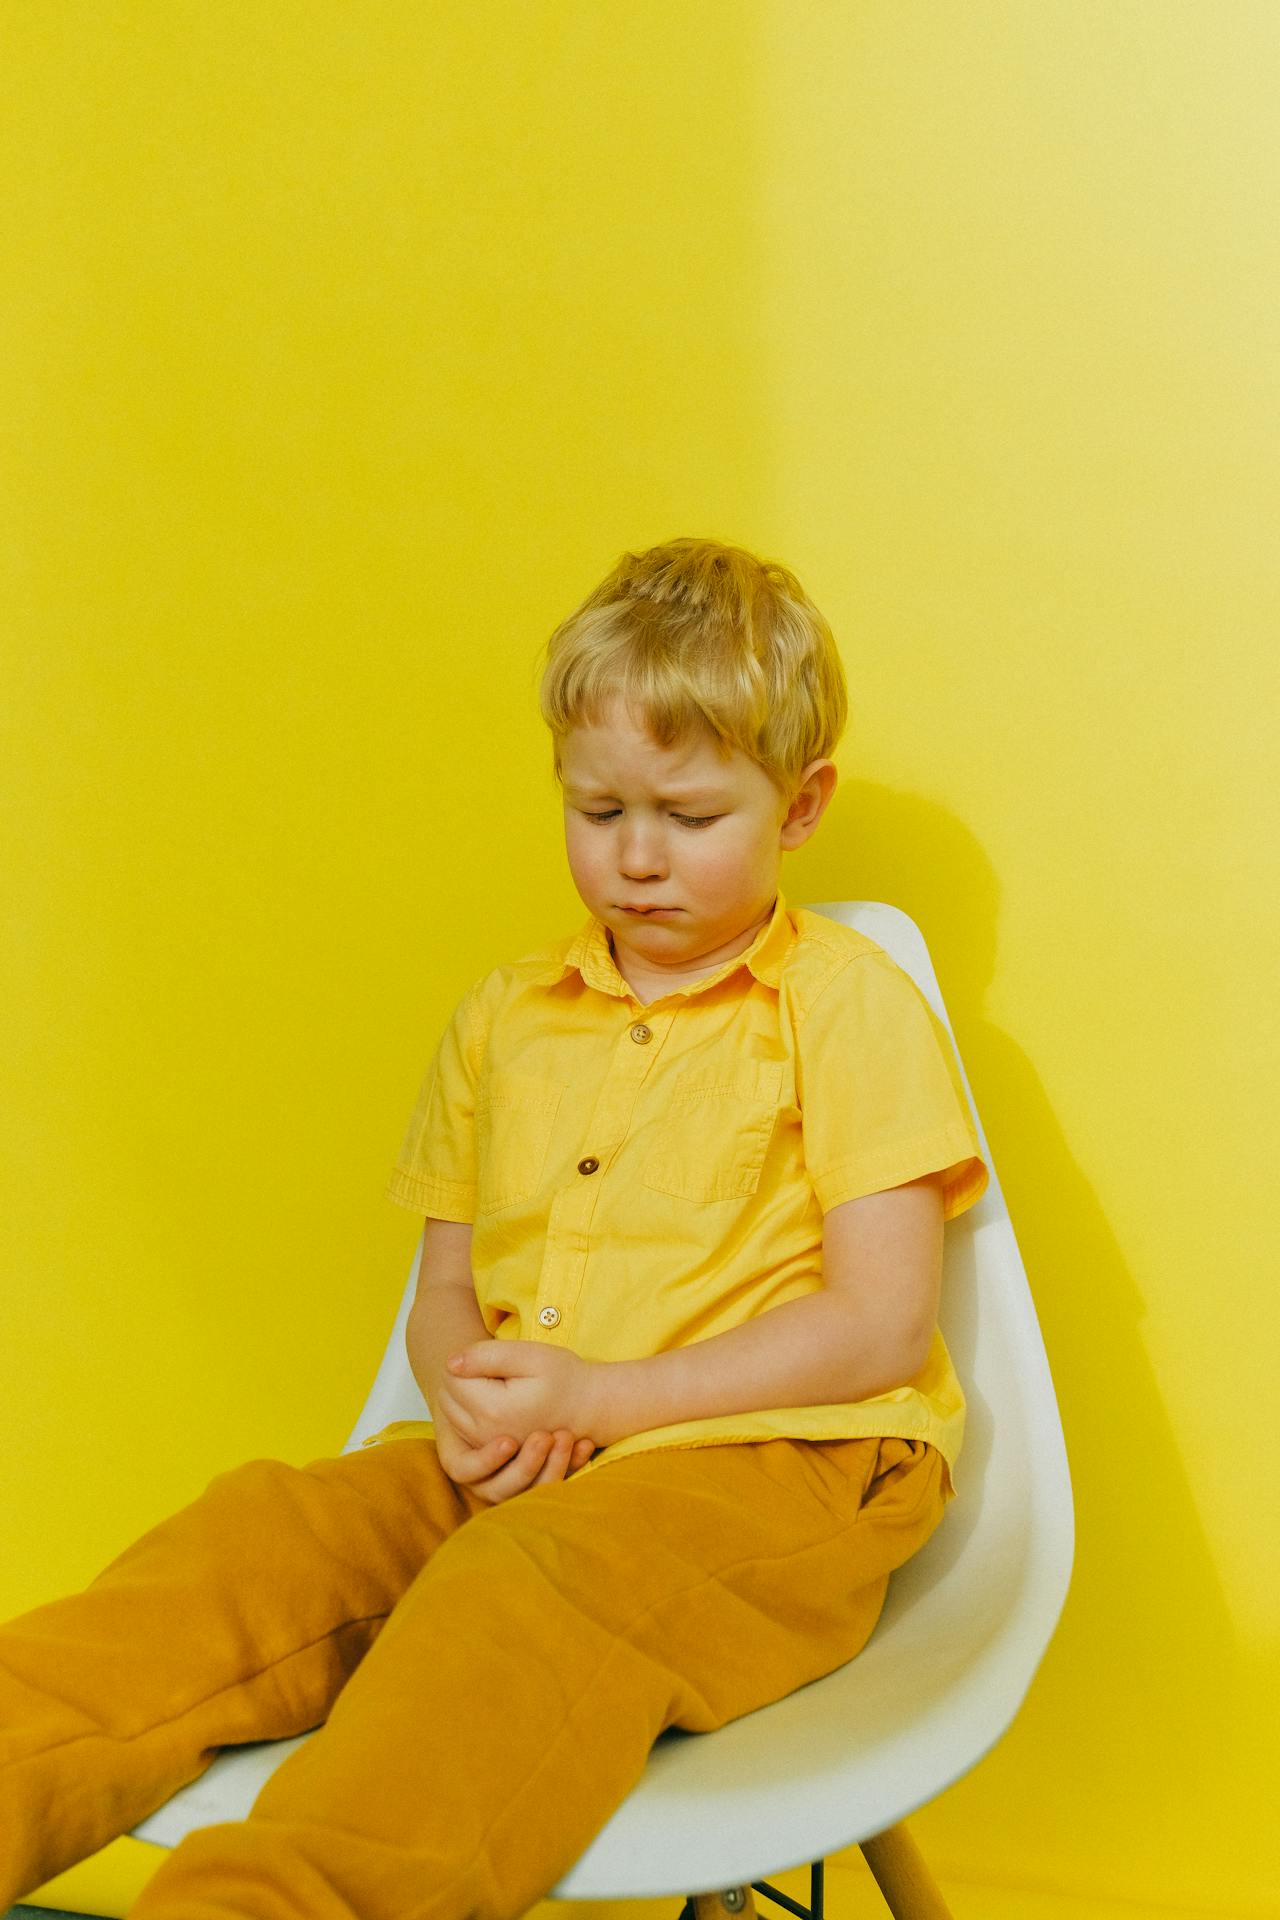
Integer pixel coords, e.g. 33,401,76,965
560,705,746,797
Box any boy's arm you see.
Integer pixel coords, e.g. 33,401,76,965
405,1218,492,1413
586,1172,945,1448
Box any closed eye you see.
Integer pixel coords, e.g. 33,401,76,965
580,810,721,829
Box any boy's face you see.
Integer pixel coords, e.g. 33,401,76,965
560,697,835,986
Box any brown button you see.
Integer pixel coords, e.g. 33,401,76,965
577,1156,600,1175
630,1022,653,1044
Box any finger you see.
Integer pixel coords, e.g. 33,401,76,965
448,1346,520,1380
445,1433,516,1484
437,1395,482,1448
434,1381,467,1423
475,1431,554,1503
532,1429,575,1485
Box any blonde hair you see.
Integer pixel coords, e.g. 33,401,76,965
537,537,848,799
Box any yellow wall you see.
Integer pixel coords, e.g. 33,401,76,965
3,5,1275,1917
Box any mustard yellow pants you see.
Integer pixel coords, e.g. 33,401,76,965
0,1431,947,1920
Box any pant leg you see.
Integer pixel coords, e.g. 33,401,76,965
0,1436,482,1910
130,1432,948,1920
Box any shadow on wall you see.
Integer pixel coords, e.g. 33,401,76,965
795,777,1241,1859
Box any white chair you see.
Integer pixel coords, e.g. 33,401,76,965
133,901,1074,1920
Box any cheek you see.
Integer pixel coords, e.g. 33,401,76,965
691,827,756,882
565,825,603,880
674,848,735,905
704,852,747,894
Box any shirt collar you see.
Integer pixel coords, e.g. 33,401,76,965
534,889,794,1002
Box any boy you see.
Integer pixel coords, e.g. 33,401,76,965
0,538,987,1920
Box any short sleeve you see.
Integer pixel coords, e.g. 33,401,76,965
384,980,487,1220
799,947,989,1222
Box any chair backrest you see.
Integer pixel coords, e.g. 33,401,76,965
797,903,1074,1683
342,1256,430,1451
345,901,1074,1744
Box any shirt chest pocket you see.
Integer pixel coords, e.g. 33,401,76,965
641,1059,785,1203
475,1070,564,1214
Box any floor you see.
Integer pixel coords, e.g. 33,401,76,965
1,1879,1256,1920
5,1910,100,1920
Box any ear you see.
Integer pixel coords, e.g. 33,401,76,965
779,759,838,849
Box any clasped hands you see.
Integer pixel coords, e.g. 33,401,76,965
432,1339,605,1498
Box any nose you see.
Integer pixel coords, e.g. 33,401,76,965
618,818,668,881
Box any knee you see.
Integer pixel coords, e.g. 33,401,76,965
181,1456,323,1545
202,1455,295,1499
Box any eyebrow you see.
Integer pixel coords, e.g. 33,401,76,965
564,786,728,805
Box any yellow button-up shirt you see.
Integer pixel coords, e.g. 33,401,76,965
376,891,988,1497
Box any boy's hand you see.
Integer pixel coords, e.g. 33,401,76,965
435,1339,601,1452
432,1417,596,1506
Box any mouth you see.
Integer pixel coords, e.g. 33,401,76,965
621,906,679,917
